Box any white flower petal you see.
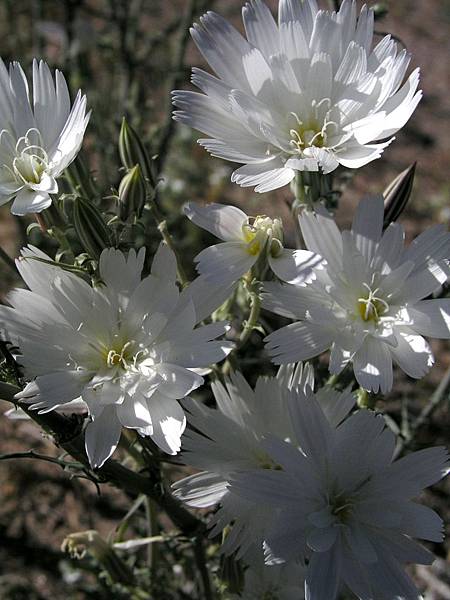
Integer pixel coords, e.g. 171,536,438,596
85,405,122,469
172,472,228,508
352,337,393,393
147,393,186,455
10,187,52,215
231,161,296,193
351,194,384,260
152,363,203,399
299,207,343,273
178,275,237,324
389,331,434,380
194,241,256,284
242,0,279,60
305,546,341,600
406,299,450,339
265,321,334,364
269,248,324,285
151,241,178,282
184,201,247,242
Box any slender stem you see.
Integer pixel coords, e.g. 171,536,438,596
194,537,214,600
0,245,19,275
0,382,203,537
0,450,82,469
401,366,450,452
239,288,262,346
146,193,188,286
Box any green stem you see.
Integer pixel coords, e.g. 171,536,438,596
0,382,203,538
239,286,262,346
194,537,214,600
356,388,376,410
146,191,188,286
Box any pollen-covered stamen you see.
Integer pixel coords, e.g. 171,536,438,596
331,497,354,523
242,215,283,257
357,282,390,323
106,340,136,370
288,105,339,154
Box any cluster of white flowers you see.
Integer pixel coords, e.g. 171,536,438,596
173,0,422,191
0,1,448,599
0,243,233,467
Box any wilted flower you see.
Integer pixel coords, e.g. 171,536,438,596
184,201,323,286
0,244,232,468
0,59,89,215
232,396,448,600
264,195,450,393
173,363,354,559
173,0,421,192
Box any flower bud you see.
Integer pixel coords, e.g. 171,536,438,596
383,162,416,229
270,237,284,258
119,118,155,188
72,197,111,260
118,164,146,221
62,530,135,585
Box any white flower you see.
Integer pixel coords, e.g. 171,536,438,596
173,363,354,559
185,201,323,286
264,195,450,393
172,0,421,192
0,244,233,468
0,59,89,215
232,395,448,600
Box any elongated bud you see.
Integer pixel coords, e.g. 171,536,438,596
119,118,155,188
73,197,111,260
383,162,416,229
118,164,146,220
373,2,388,19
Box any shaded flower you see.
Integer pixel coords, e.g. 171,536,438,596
232,395,448,600
264,195,450,393
173,363,354,559
0,59,89,214
185,201,323,286
0,244,232,468
173,0,421,192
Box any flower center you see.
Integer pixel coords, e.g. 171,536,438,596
357,283,389,323
288,102,338,155
103,340,144,371
2,128,49,186
330,494,354,524
242,215,283,256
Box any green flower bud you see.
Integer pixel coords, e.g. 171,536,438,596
119,118,155,188
72,197,111,260
118,164,146,221
383,162,416,229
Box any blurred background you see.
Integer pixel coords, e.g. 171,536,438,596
0,0,449,598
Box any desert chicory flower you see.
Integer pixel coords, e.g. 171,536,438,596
173,363,354,559
232,395,448,600
0,59,89,214
0,244,232,468
264,195,450,393
185,201,323,286
173,0,421,192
